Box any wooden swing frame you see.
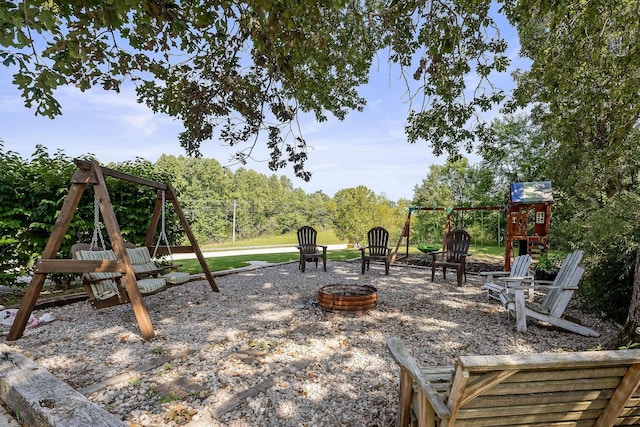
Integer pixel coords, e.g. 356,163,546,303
7,159,218,341
391,205,502,263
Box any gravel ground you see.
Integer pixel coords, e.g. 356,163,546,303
7,261,620,426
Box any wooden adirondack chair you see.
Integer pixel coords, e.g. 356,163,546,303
296,226,327,273
430,229,471,286
387,336,640,427
481,254,532,301
360,226,392,275
499,250,599,336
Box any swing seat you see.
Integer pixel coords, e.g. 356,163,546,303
74,249,167,308
126,246,191,285
71,247,126,305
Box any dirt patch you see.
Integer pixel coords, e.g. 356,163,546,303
395,254,503,274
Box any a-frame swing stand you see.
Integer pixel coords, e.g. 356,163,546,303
7,160,218,341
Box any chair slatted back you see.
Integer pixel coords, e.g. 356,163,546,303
444,229,471,263
448,350,640,426
297,226,318,254
542,250,584,316
366,227,390,257
510,254,532,278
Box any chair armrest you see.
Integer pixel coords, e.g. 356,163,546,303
503,277,552,285
479,271,510,277
386,337,452,420
481,271,508,284
529,284,578,290
506,283,578,291
498,275,534,284
296,244,326,250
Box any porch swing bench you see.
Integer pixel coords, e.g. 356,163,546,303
126,245,203,285
72,246,168,309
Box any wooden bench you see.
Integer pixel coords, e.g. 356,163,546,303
387,336,640,427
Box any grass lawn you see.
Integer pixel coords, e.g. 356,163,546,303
201,230,344,249
177,243,508,274
177,249,362,274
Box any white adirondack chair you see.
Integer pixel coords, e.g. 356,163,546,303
481,254,532,301
499,250,599,337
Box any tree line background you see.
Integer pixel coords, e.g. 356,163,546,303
2,110,639,328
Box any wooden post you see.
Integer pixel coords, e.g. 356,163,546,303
7,170,91,341
145,195,163,249
596,363,640,426
504,240,513,272
91,161,155,340
391,213,411,263
165,186,219,292
397,369,413,427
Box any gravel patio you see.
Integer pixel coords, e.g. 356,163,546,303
7,260,620,426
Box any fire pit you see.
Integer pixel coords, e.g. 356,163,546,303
317,284,377,313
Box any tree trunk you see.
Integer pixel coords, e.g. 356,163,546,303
620,244,640,345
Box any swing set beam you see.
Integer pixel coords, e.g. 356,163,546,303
8,159,218,341
392,205,502,263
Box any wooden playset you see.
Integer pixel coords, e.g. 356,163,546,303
393,181,553,272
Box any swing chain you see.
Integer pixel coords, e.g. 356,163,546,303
90,193,106,250
152,190,173,261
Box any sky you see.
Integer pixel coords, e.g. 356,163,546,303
0,14,523,202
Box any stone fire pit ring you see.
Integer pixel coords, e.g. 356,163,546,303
317,284,377,313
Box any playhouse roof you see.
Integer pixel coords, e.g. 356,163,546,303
510,181,553,203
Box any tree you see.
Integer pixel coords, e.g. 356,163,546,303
2,1,509,179
479,115,553,189
333,186,400,246
155,154,234,244
497,0,640,344
0,145,81,285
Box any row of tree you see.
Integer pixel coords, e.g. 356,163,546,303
0,145,410,287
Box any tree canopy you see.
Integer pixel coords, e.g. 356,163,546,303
500,0,640,340
1,0,509,179
4,0,640,343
